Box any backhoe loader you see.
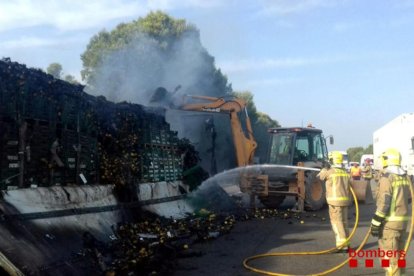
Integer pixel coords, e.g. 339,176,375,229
150,88,367,211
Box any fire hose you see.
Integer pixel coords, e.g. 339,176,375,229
243,179,414,276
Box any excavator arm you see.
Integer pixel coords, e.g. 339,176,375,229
179,95,257,167
150,89,266,201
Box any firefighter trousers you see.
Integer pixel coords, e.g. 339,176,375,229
328,205,349,248
379,227,407,276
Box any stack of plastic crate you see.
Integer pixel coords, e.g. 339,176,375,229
0,119,20,188
139,114,184,183
25,119,55,187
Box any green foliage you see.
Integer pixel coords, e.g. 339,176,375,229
64,74,79,84
365,144,373,154
46,63,79,84
81,11,198,83
347,144,373,162
138,11,196,40
232,91,258,121
47,63,62,79
257,112,279,128
232,91,280,163
80,11,232,99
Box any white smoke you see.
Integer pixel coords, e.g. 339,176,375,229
86,30,235,174
87,31,221,104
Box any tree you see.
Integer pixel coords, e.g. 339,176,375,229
81,11,193,81
80,11,231,99
365,144,373,154
64,74,79,84
47,63,62,79
232,91,258,121
347,144,373,162
46,63,79,84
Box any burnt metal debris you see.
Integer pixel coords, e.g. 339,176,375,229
0,58,207,191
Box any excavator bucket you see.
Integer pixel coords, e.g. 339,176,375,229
350,180,374,204
150,85,181,105
150,87,169,103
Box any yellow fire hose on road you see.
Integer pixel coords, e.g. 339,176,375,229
243,183,414,276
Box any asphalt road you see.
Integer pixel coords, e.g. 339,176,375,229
173,182,413,276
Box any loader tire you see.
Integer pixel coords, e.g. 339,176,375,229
258,186,288,209
304,171,326,211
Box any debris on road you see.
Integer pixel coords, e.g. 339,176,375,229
96,207,327,275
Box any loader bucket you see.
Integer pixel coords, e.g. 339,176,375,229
350,180,374,204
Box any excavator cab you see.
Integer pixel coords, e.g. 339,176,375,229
268,127,329,167
259,127,330,210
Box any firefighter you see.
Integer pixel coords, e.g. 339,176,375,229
361,158,373,183
318,151,352,253
350,162,361,180
370,149,411,276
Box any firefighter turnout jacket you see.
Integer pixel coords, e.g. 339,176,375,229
350,165,361,179
361,164,373,179
375,166,411,231
318,167,352,206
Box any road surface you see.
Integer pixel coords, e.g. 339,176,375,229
174,182,413,276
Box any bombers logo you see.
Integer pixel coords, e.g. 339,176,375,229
348,248,406,268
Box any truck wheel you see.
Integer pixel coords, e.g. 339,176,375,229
258,186,288,209
304,171,326,210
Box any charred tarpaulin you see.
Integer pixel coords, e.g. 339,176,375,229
0,58,206,191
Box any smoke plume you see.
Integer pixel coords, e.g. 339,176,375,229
86,31,235,174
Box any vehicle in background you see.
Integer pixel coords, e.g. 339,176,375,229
373,113,414,176
349,161,359,168
360,154,374,167
339,151,349,170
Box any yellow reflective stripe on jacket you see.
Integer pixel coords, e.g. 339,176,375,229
363,172,372,179
331,172,349,177
386,175,410,222
327,168,350,201
375,210,386,218
385,216,409,222
391,177,410,188
326,196,350,201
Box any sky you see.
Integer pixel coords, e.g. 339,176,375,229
1,0,414,151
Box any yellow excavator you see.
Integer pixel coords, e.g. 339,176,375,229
150,88,368,211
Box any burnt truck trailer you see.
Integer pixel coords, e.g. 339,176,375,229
0,58,206,275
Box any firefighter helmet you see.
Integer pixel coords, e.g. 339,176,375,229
328,151,343,166
381,148,401,168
